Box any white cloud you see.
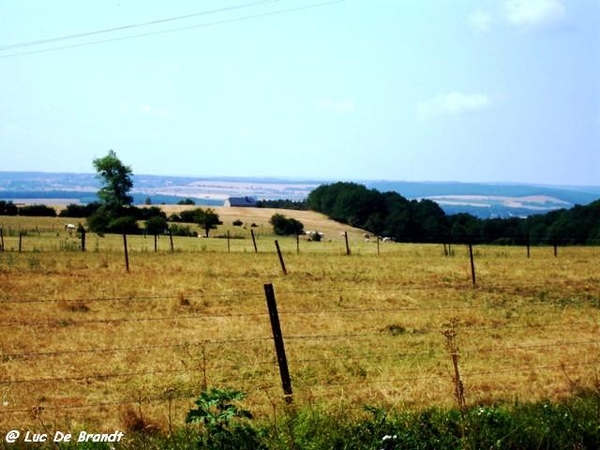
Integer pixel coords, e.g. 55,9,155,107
504,0,565,29
469,10,493,32
417,92,493,119
317,97,356,113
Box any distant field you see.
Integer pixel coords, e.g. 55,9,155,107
0,210,599,433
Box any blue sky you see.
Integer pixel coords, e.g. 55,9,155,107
1,0,598,185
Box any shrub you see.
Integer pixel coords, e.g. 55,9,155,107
145,216,168,235
18,204,57,217
270,214,304,236
169,224,197,237
0,200,18,215
59,202,101,218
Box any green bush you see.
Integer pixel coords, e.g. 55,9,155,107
270,213,304,236
18,204,57,217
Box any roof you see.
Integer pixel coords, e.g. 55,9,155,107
225,196,257,207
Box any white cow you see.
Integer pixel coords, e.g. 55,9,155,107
64,223,76,236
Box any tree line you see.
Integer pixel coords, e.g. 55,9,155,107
307,182,600,245
3,152,598,245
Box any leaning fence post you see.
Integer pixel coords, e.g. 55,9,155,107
344,231,351,255
274,240,287,275
123,233,130,272
250,229,258,253
468,241,476,286
264,283,293,403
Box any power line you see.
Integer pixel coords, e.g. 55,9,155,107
0,0,282,52
0,0,345,60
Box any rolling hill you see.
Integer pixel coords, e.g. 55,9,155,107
1,172,598,218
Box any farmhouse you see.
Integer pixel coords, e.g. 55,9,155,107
224,196,257,207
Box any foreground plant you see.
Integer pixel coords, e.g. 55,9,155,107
186,387,265,450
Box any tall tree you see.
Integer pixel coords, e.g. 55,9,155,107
93,149,133,210
194,208,222,237
88,150,138,234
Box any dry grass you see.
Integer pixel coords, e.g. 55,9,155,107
0,211,599,432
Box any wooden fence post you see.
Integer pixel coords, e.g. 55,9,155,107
81,229,86,252
264,283,293,403
18,232,23,253
169,230,174,252
526,234,530,259
250,229,258,253
274,240,287,275
468,241,476,286
154,234,158,252
0,228,4,252
123,234,130,272
296,233,300,255
344,231,351,255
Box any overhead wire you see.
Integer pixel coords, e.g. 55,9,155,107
0,0,282,51
0,0,345,60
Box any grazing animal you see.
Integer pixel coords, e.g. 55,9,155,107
64,223,76,234
305,230,324,241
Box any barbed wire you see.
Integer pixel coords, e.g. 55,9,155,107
1,281,597,307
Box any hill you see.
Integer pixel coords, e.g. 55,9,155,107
1,172,598,218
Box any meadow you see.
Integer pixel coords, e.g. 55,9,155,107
0,210,599,440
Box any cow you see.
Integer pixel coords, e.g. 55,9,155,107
64,223,76,235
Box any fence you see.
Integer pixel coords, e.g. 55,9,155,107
1,274,599,431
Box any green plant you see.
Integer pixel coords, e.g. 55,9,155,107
186,388,265,450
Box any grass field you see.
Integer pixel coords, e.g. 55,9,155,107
0,211,599,434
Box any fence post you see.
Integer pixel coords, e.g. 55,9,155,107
154,234,158,252
0,228,4,252
468,241,476,286
296,233,300,255
250,229,258,253
227,230,231,253
274,240,287,275
264,283,293,403
81,229,86,252
123,234,130,272
18,232,23,253
526,234,530,259
344,231,351,255
169,230,174,252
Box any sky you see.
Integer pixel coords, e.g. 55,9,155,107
1,0,599,186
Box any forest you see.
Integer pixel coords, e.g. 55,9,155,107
306,182,600,245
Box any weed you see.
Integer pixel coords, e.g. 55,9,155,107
186,387,265,449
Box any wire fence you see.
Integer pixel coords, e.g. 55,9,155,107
1,278,599,430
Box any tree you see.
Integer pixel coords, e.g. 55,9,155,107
145,216,168,235
194,208,222,237
0,201,18,216
88,150,136,234
270,213,304,236
93,149,133,210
